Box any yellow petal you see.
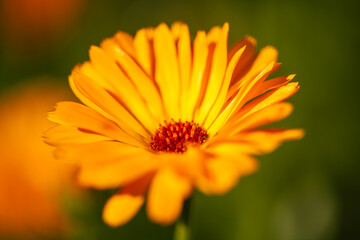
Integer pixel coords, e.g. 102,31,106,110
147,167,191,225
230,82,300,123
243,129,304,154
197,159,238,195
77,143,159,189
220,102,294,136
196,154,257,195
154,23,180,119
207,81,300,144
171,22,188,40
48,101,142,147
100,38,165,122
211,129,304,155
208,62,276,136
207,142,259,157
203,45,245,129
243,74,295,104
69,72,149,142
103,192,144,227
53,141,140,163
182,31,208,121
134,28,154,77
44,125,111,146
206,25,222,43
196,23,228,124
262,74,295,92
157,148,206,179
208,145,259,176
88,46,158,133
103,175,151,227
172,23,192,119
76,61,111,90
232,62,276,111
228,46,278,98
113,31,136,58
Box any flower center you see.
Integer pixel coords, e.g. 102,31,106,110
150,119,209,153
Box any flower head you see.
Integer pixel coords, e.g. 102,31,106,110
45,22,304,226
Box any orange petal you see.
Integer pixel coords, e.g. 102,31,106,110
220,102,294,136
243,74,295,104
103,175,151,227
229,61,276,108
260,74,295,92
270,62,282,73
228,46,278,98
232,82,300,123
229,36,257,86
147,168,191,225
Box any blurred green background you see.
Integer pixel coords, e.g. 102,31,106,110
1,0,359,239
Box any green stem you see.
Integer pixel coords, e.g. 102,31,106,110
174,197,193,240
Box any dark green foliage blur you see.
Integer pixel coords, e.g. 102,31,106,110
0,0,359,239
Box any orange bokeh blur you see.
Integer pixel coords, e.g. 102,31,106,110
0,80,77,238
1,0,86,51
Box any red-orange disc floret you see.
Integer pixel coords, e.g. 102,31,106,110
150,119,209,153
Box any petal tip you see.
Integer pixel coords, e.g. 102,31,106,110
223,22,229,32
288,74,296,80
244,35,257,45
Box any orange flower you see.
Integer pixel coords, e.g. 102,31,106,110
0,82,75,238
45,22,304,226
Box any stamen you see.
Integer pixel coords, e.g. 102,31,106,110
150,119,208,153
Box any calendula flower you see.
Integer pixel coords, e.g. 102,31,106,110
45,22,304,227
0,82,76,238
